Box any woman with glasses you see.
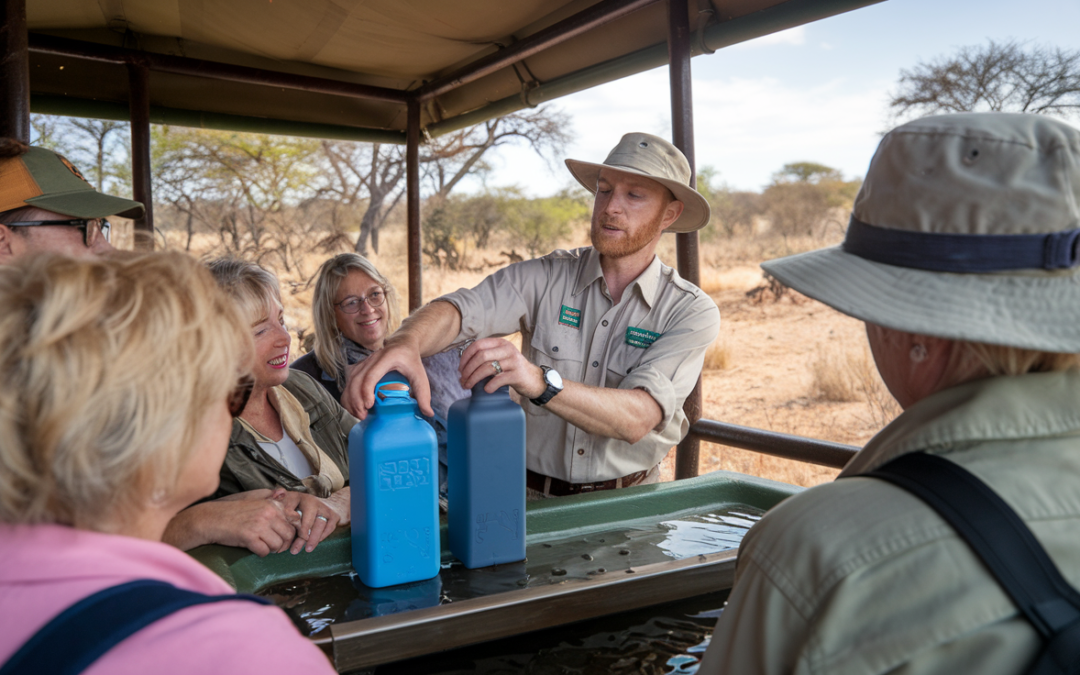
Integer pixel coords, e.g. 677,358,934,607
292,253,469,506
0,251,335,673
164,259,353,557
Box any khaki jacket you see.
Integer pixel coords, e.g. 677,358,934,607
701,371,1080,675
214,370,357,498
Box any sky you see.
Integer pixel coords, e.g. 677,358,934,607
467,0,1080,196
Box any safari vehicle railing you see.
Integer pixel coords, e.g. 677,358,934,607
3,0,880,480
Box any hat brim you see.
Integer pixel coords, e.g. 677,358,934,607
762,247,1080,353
564,159,711,234
25,190,144,220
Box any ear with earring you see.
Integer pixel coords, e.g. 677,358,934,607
910,343,928,363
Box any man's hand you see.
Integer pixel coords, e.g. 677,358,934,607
459,337,546,399
341,334,434,419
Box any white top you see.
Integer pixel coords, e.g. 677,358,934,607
258,432,314,479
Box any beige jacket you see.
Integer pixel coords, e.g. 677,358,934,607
700,371,1080,675
438,247,720,483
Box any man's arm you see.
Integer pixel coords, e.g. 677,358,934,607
340,300,462,419
459,338,662,443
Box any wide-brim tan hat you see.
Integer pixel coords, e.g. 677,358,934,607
565,132,711,234
0,146,144,219
762,112,1080,353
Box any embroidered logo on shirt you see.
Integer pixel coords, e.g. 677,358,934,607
625,326,661,348
559,305,582,329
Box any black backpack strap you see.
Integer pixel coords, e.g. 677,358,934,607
0,579,272,675
867,452,1080,675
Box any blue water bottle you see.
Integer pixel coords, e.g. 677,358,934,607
447,377,526,569
350,381,440,588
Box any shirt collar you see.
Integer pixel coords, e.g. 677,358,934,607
573,247,664,308
840,371,1080,476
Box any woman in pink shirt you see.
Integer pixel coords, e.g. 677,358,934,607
0,252,335,675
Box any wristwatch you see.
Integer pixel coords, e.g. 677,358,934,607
530,365,564,406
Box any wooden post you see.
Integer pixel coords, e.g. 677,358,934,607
669,0,703,480
1,0,29,142
127,63,154,249
406,98,422,312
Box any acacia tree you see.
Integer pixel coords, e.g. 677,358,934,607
890,40,1080,121
761,162,859,239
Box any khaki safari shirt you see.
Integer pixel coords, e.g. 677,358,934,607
438,246,720,483
700,371,1080,675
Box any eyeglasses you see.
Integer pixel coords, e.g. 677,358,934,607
6,218,112,246
227,374,255,417
336,289,385,314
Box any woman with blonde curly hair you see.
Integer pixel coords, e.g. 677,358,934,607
0,251,334,673
292,253,469,504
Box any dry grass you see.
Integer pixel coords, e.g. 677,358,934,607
810,343,901,429
703,337,732,371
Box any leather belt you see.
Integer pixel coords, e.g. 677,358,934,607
526,468,651,497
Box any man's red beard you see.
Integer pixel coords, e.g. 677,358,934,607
590,209,666,259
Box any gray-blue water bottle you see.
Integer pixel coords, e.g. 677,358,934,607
447,377,526,568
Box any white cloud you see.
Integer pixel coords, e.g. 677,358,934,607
729,26,806,49
474,68,892,196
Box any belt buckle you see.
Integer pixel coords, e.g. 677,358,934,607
579,483,596,493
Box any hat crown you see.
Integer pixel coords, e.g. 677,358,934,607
855,113,1080,237
602,133,692,187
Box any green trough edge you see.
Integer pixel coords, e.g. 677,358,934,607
188,469,800,594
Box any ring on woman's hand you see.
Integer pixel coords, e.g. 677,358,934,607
316,515,330,522
491,360,503,374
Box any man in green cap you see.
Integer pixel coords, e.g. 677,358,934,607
0,139,144,261
342,133,720,497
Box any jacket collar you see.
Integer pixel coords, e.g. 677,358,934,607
840,371,1080,476
573,247,663,308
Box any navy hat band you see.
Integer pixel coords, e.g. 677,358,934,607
842,217,1080,273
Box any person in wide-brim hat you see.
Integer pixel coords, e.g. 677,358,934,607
700,112,1080,675
565,132,711,234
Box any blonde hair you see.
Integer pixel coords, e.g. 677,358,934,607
310,253,401,387
0,252,251,527
205,257,283,324
956,342,1080,378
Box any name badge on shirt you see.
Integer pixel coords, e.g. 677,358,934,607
559,305,582,329
625,326,661,348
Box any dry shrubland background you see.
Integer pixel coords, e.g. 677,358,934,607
160,207,899,490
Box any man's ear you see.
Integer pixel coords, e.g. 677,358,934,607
659,200,685,232
0,224,18,262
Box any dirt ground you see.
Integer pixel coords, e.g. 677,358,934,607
165,225,900,489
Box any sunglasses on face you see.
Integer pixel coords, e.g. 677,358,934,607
336,289,385,314
6,218,112,246
227,374,255,417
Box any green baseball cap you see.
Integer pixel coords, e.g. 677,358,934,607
0,146,144,219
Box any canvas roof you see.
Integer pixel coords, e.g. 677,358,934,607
26,0,880,141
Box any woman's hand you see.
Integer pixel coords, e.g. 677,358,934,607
163,490,300,557
276,488,345,554
459,337,545,399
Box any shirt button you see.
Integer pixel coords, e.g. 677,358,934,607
602,320,609,327
553,346,559,352
592,361,599,368
577,448,585,455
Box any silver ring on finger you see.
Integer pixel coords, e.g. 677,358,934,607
316,515,329,522
491,360,503,375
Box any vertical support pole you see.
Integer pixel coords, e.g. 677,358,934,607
1,0,30,142
669,0,703,480
128,63,154,250
406,98,422,312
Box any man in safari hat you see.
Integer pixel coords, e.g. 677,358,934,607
343,132,720,496
0,138,144,261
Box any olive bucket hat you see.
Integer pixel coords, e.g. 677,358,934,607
762,113,1080,353
565,132,711,233
0,144,144,219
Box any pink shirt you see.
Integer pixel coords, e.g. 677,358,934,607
0,523,336,674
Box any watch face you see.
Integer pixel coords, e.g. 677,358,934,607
546,368,563,390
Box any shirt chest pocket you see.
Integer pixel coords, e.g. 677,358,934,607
604,336,649,389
